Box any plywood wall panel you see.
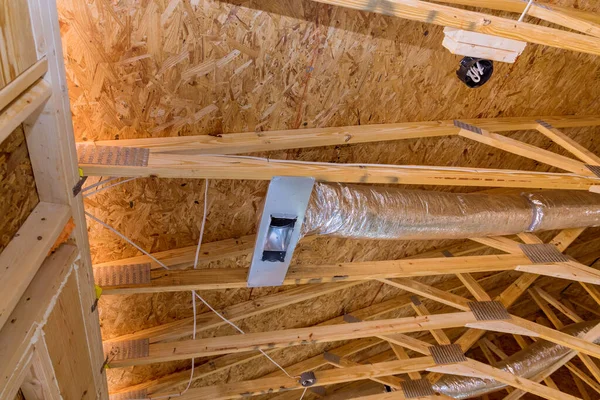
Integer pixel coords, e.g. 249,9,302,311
0,0,38,89
0,125,39,255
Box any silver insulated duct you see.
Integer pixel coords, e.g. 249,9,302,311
302,183,600,240
433,321,600,399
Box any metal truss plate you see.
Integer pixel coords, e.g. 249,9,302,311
519,243,571,263
76,144,150,167
343,314,362,323
429,344,467,365
410,296,422,306
401,379,436,398
94,263,151,287
536,119,553,129
454,120,483,134
468,301,510,321
248,176,315,287
109,390,147,400
103,339,149,362
585,164,600,178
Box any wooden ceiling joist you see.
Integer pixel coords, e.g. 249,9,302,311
98,252,600,294
309,0,600,56
431,0,600,37
85,115,600,155
108,311,479,367
80,153,600,190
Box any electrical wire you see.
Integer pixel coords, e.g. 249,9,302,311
84,212,170,270
82,176,120,192
83,177,138,198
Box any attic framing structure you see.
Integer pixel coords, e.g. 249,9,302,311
93,112,600,400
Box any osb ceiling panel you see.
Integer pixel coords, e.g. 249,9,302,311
57,0,600,396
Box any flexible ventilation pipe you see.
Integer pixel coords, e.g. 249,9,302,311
302,183,600,240
433,321,600,399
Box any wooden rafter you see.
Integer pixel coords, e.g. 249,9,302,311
307,0,600,56
85,115,600,155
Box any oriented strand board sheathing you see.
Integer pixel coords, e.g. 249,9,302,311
0,125,39,255
56,0,600,395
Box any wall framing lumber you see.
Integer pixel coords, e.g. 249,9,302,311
0,79,51,145
0,202,70,331
0,58,48,113
87,115,600,155
308,0,600,56
0,244,77,399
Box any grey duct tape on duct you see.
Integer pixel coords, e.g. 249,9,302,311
432,321,600,399
301,183,600,241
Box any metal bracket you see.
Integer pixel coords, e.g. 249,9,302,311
94,263,151,287
300,371,317,387
468,301,511,321
454,120,483,134
410,296,422,306
400,379,436,398
519,244,571,263
323,352,341,365
429,344,467,365
536,119,553,129
102,339,149,362
72,175,88,197
343,314,362,323
76,144,150,167
585,164,600,178
247,176,315,287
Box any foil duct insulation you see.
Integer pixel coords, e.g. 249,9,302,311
433,321,600,399
302,183,600,240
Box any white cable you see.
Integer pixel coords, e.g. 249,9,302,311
519,0,534,22
84,212,170,270
82,176,120,192
299,387,308,400
192,180,209,270
83,177,137,198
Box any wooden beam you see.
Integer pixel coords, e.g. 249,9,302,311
430,0,600,25
457,127,594,176
470,237,523,254
531,287,583,324
0,245,78,398
0,58,47,112
0,202,71,330
172,357,438,400
80,153,600,190
104,281,362,344
389,344,422,380
581,282,600,306
410,298,452,345
430,358,580,400
431,0,600,37
325,355,405,390
516,260,600,285
93,234,256,271
98,253,531,294
0,79,51,144
381,278,471,311
528,287,600,394
536,123,600,166
111,269,508,396
478,316,600,359
308,0,600,56
107,312,479,367
87,115,600,155
456,273,492,301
